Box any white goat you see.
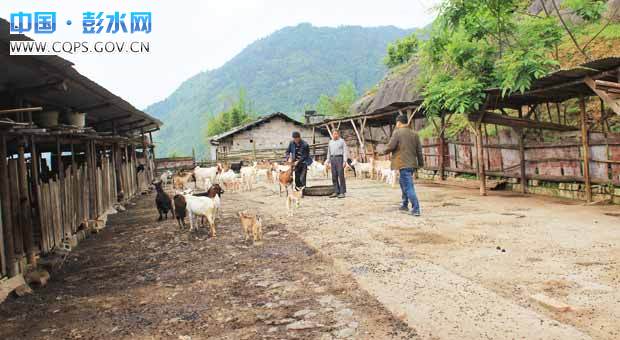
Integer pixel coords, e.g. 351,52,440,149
240,162,257,191
309,160,328,179
219,169,238,191
159,170,173,187
379,168,398,187
185,194,219,237
194,164,221,190
351,159,373,179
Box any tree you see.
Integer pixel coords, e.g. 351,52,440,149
315,81,358,117
564,0,607,22
417,0,563,116
384,33,420,68
206,88,255,137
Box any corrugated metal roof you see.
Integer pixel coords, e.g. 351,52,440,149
0,18,161,135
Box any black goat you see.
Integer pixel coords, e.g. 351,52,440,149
173,194,187,229
153,181,172,221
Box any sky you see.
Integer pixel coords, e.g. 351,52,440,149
2,0,441,109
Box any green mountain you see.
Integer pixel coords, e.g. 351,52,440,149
146,23,416,158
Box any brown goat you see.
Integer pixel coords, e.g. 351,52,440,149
173,194,187,229
278,161,295,197
238,211,263,242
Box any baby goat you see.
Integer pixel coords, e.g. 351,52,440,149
286,186,305,216
153,181,172,221
173,194,187,229
238,210,263,242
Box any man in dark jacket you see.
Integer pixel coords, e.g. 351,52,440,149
380,114,424,216
285,131,313,189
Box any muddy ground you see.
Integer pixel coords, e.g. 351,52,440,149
0,188,416,339
1,177,620,339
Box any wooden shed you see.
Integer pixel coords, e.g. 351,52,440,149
0,18,161,279
313,58,620,202
209,112,330,163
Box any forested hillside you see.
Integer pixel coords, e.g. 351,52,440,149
146,23,416,158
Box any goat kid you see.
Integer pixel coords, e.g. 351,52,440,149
238,210,263,242
153,181,173,221
160,170,173,187
173,171,195,190
286,186,305,216
173,193,187,229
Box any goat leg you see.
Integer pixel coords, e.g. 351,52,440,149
207,215,216,238
188,210,194,232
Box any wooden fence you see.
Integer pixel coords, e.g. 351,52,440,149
0,139,155,278
420,129,620,186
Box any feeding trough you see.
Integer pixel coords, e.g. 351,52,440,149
303,185,334,197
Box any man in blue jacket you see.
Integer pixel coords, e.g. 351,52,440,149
285,131,313,190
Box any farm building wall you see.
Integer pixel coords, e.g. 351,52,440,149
216,116,329,162
228,117,324,152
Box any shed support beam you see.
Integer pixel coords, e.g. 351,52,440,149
580,96,592,202
475,123,487,196
350,119,366,161
468,111,576,131
0,135,17,277
585,77,620,115
323,124,333,139
439,115,446,180
17,141,35,267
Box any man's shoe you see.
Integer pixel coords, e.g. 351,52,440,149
329,193,338,198
337,193,345,199
413,211,421,217
399,206,409,211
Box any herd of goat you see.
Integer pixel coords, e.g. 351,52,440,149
152,158,398,242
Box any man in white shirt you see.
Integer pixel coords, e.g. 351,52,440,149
325,130,348,198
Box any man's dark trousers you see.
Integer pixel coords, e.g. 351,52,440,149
330,155,346,194
294,163,307,189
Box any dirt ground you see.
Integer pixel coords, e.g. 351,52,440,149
1,176,619,339
0,185,415,340
243,176,620,340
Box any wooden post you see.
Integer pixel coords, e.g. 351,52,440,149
580,96,592,202
17,140,36,266
87,139,96,220
323,124,333,139
0,135,17,276
132,144,139,192
141,130,150,183
311,126,316,158
350,119,366,161
31,136,44,256
475,123,487,196
149,131,155,160
518,131,527,194
360,118,368,158
56,137,67,241
439,114,446,180
517,108,527,194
